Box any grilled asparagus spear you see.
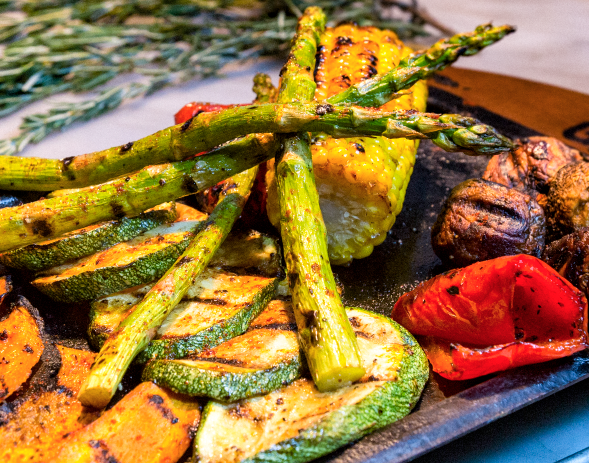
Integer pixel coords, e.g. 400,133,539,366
0,108,510,252
274,7,364,390
326,23,515,107
78,166,258,408
0,24,514,192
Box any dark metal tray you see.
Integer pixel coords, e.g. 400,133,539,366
4,73,589,463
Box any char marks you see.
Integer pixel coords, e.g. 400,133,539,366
147,394,180,424
89,439,121,463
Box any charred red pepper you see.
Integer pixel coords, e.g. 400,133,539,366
392,254,588,380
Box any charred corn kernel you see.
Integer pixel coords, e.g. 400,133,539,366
267,24,427,265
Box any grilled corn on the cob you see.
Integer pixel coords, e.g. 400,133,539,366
266,25,428,264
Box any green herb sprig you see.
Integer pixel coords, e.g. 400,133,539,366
0,0,447,155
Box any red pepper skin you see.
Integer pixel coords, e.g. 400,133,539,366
392,255,588,380
420,336,586,380
174,102,235,125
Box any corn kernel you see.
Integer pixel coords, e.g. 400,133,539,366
266,24,428,264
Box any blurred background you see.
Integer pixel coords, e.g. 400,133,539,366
417,0,588,95
0,0,586,157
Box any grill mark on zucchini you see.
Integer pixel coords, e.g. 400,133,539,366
354,330,374,339
221,265,282,277
249,322,298,332
193,308,429,463
181,297,229,306
142,300,301,402
194,357,247,367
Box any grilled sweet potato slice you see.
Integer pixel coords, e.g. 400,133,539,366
0,297,44,400
0,346,100,462
56,381,200,463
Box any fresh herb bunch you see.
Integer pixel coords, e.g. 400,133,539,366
0,0,446,155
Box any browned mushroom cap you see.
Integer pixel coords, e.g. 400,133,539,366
483,136,584,193
431,178,546,267
545,162,589,239
542,228,589,299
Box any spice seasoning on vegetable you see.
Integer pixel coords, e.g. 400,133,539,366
391,254,588,380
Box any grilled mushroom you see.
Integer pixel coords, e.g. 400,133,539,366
545,162,589,239
483,136,584,194
431,178,546,267
542,228,589,298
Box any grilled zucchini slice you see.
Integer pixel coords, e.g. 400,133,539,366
0,202,177,272
137,272,278,363
88,232,283,349
193,308,428,463
33,224,281,303
30,219,205,302
143,299,301,401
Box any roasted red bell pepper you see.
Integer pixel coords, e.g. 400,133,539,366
392,254,588,380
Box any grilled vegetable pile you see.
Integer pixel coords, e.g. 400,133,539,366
0,6,528,462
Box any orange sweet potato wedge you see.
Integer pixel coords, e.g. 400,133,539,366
0,345,101,462
56,381,201,463
0,297,44,400
0,275,11,306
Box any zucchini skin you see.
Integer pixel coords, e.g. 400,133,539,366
31,221,203,302
136,276,279,363
143,356,302,403
248,315,428,463
193,308,429,463
0,203,177,272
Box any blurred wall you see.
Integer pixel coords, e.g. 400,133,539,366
418,0,588,94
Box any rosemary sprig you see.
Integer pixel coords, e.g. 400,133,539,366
0,83,143,156
0,0,447,155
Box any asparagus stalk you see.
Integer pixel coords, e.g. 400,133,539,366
326,23,516,107
0,134,277,252
0,24,514,192
280,135,367,390
0,100,512,191
78,166,257,408
0,107,510,251
274,7,364,390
